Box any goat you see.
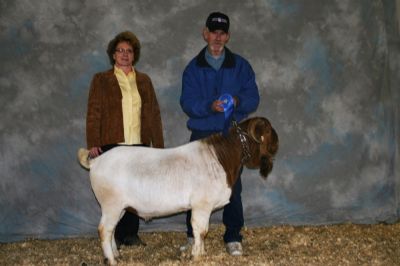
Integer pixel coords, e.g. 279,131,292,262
78,116,278,265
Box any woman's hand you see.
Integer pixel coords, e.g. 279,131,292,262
89,147,102,159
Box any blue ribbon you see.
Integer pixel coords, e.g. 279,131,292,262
218,93,235,136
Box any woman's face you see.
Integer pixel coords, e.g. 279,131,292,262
113,41,134,67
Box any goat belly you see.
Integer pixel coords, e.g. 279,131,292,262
129,192,193,218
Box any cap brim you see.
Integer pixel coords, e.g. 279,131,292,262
207,25,229,33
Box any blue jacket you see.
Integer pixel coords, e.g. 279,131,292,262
180,47,260,132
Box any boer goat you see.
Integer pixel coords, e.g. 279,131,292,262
78,116,278,265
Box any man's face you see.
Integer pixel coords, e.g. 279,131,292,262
113,41,134,68
203,28,230,56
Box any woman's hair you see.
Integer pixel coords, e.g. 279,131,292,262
106,31,141,66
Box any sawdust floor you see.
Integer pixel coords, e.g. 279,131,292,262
1,223,399,265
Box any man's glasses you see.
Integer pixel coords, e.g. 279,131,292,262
115,48,133,54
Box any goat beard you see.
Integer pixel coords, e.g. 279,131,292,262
259,155,273,178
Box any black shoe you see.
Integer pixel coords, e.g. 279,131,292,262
117,235,146,248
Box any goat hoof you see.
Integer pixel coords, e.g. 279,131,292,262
103,257,117,265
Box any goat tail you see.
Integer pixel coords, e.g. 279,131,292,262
77,148,90,170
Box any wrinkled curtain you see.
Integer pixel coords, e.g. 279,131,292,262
0,0,398,242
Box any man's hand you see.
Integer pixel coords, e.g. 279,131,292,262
211,96,238,112
211,100,225,112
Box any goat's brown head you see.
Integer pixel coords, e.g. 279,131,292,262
241,117,279,178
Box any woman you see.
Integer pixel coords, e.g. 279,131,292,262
86,31,164,247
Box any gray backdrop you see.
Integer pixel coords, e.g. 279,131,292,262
0,0,399,242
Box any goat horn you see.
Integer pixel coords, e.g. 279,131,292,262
248,118,266,143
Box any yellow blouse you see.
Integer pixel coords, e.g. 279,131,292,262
114,66,142,144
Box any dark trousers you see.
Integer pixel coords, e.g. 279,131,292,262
185,130,244,243
100,144,144,241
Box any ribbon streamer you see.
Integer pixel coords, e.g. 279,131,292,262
218,93,235,136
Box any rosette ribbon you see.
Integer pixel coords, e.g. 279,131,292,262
218,93,235,136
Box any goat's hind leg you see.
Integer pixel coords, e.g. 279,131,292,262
111,210,126,257
98,207,123,265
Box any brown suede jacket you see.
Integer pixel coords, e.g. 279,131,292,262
86,69,164,149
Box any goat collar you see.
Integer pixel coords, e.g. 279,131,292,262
232,120,251,163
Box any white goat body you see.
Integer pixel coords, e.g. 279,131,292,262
91,142,231,219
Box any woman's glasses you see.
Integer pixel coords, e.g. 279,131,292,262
115,48,133,54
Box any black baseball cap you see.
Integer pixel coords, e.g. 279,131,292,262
205,12,230,33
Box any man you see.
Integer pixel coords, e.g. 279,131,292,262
180,12,260,256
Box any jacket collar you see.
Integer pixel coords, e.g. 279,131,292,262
196,46,235,68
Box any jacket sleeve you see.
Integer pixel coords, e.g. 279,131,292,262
86,74,102,148
148,79,164,148
234,61,260,116
180,66,215,118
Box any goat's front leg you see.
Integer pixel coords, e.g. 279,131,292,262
191,207,212,259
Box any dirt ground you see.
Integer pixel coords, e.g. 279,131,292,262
1,223,399,265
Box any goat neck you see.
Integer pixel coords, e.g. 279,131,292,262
203,128,247,188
